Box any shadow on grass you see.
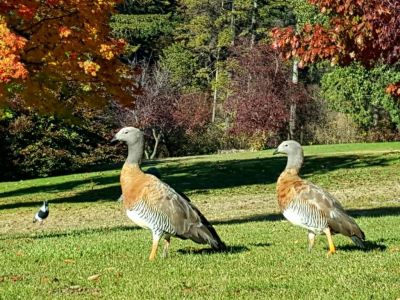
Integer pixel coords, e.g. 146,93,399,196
0,225,138,241
214,213,284,225
0,174,119,199
2,151,399,203
0,161,162,199
336,240,387,252
177,244,250,255
0,185,122,209
158,153,399,194
211,206,400,227
249,242,273,248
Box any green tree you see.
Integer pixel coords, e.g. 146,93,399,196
321,64,400,129
111,0,178,60
160,43,199,89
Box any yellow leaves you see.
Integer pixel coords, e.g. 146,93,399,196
78,60,100,76
81,83,92,92
330,55,339,66
59,26,72,38
85,24,98,39
355,35,364,46
100,44,114,60
87,274,101,281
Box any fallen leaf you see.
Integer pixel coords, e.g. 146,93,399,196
41,276,49,284
10,275,23,282
64,259,75,264
87,274,101,281
390,246,400,253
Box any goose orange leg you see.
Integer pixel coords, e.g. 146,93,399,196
149,237,160,261
323,227,336,256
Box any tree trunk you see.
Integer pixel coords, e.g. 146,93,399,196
372,106,379,127
212,50,220,123
250,0,257,48
150,128,161,159
230,0,235,46
289,59,298,139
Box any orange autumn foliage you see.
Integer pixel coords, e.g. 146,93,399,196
0,18,28,82
0,0,138,111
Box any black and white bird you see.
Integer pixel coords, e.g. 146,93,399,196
33,201,49,223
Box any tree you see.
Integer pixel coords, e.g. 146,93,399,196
271,0,400,96
173,0,294,122
110,0,178,61
0,0,137,111
321,63,400,129
225,41,311,143
159,43,199,89
132,62,212,158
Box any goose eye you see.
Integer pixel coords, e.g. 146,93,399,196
285,144,288,147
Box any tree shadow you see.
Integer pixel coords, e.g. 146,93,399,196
248,242,272,248
214,213,284,225
0,175,119,199
210,206,400,227
347,207,400,218
0,184,121,210
0,161,161,199
177,244,250,255
1,152,399,211
155,153,399,194
0,225,138,241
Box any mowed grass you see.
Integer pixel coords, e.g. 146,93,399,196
1,142,400,299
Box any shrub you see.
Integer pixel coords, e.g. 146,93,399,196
0,105,124,180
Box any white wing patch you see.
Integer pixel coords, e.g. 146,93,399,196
126,209,151,230
330,210,338,218
283,207,324,234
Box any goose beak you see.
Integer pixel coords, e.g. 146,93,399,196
273,149,279,155
111,136,118,144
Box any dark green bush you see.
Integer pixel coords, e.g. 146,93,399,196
0,107,124,180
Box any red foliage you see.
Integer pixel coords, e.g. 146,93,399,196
271,0,400,96
134,89,211,135
172,93,211,134
134,91,176,134
225,42,309,137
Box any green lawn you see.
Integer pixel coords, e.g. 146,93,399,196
1,142,400,299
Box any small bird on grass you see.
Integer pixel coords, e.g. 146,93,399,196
111,127,226,260
33,201,49,223
274,140,365,255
